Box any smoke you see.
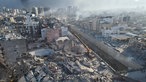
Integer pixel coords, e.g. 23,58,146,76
1,0,146,11
71,0,146,19
73,0,146,11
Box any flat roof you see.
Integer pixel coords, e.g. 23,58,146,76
126,32,138,37
56,36,69,42
29,49,54,57
111,35,130,40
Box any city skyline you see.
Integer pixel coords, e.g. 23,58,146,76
0,0,145,10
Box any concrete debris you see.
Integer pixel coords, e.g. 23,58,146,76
0,6,145,82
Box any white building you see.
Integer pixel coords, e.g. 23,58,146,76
34,7,39,16
61,26,68,36
102,24,129,37
25,13,39,38
41,28,48,40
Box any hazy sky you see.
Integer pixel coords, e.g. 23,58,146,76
0,0,73,8
0,0,145,10
74,0,146,11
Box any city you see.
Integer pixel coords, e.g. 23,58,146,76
0,0,146,82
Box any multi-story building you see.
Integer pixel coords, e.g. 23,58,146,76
41,28,48,40
32,7,39,16
25,13,40,38
38,7,44,16
47,28,61,43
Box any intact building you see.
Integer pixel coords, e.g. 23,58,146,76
41,28,48,40
47,28,61,43
32,7,39,16
38,7,44,16
25,13,40,38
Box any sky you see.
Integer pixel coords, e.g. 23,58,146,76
0,0,73,8
0,0,145,10
74,0,146,11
